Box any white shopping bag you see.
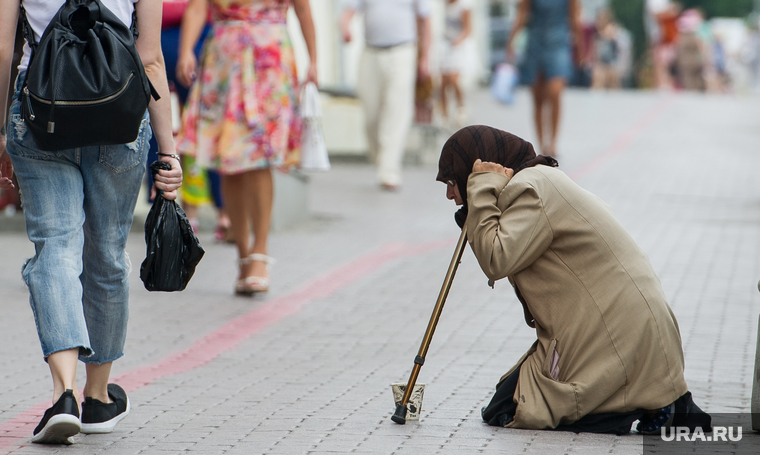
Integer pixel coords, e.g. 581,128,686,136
490,63,518,105
299,82,330,171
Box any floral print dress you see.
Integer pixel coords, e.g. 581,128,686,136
177,0,301,174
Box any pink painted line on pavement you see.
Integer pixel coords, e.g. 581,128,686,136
567,95,675,182
0,238,454,452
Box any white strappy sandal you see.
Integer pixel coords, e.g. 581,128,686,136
234,254,275,296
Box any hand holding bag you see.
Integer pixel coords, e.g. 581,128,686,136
140,161,205,292
299,82,330,171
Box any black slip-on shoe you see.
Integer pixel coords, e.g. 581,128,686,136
31,389,81,445
80,383,130,434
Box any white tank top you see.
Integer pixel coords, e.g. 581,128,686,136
19,0,139,71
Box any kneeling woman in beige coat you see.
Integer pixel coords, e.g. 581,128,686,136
437,125,711,435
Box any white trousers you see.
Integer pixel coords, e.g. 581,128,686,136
357,43,417,186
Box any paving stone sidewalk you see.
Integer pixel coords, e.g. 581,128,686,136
1,87,759,454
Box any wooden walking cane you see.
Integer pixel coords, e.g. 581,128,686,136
391,225,468,424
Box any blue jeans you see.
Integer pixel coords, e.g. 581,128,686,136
5,72,151,363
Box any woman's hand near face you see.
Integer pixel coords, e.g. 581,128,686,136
472,159,514,179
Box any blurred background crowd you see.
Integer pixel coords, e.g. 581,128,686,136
492,0,760,92
2,0,760,224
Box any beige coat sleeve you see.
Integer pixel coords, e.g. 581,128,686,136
465,171,553,281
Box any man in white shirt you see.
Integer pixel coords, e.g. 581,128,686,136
340,0,431,191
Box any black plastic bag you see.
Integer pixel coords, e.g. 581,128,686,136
140,161,205,291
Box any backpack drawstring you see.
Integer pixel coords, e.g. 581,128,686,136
47,37,72,133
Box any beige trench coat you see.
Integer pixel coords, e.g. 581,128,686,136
465,165,688,430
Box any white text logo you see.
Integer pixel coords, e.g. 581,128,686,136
660,426,742,442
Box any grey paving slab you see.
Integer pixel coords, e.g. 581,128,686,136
1,87,760,455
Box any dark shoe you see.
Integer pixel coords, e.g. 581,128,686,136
31,389,81,445
80,384,130,434
671,391,712,432
637,391,712,434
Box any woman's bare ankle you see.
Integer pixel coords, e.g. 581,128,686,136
83,388,111,403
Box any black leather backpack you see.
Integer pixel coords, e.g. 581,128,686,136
20,0,159,151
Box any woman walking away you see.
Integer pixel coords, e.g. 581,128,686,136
506,0,583,157
176,0,318,296
439,0,476,130
0,0,182,444
437,125,712,435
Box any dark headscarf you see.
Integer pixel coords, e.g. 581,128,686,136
436,125,558,227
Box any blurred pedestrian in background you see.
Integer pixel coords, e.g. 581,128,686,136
712,33,729,91
437,125,712,435
674,8,706,91
159,0,230,240
176,0,318,296
591,8,620,89
647,0,681,90
691,8,722,93
181,158,232,241
340,0,432,191
506,0,583,158
0,0,182,444
744,18,760,92
439,0,476,130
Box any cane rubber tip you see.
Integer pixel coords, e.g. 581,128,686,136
391,404,407,424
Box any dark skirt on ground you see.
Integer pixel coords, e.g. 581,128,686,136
482,364,712,435
481,364,652,435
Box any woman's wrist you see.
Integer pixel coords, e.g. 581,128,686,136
158,152,180,160
178,48,195,61
157,139,177,156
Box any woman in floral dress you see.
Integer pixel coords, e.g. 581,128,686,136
176,0,317,295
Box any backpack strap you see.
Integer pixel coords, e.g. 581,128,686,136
19,5,36,90
130,9,139,40
19,6,37,51
149,80,160,101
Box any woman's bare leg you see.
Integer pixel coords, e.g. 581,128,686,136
47,349,79,404
246,169,273,279
450,72,466,127
531,75,547,152
450,72,464,109
221,172,252,281
182,202,200,232
83,362,113,403
222,169,273,281
440,73,453,121
546,77,566,157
